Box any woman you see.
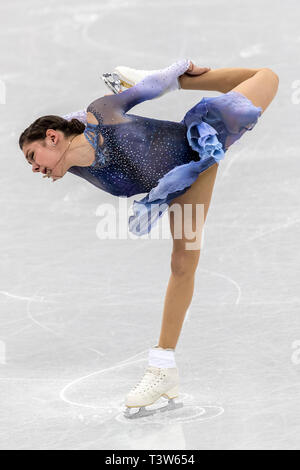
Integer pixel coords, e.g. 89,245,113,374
19,59,279,418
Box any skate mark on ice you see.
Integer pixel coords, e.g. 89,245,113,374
26,288,64,337
117,394,224,424
60,354,224,425
59,350,150,410
0,290,51,303
220,149,244,179
222,217,300,257
25,288,108,358
199,268,242,304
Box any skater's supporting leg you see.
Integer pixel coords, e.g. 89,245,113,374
158,163,219,350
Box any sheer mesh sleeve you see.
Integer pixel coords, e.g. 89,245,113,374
87,59,191,125
63,109,87,124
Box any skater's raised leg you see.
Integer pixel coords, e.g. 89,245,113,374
157,65,279,351
111,62,210,98
179,66,279,112
124,63,279,416
111,62,278,112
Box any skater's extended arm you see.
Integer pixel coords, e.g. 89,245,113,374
87,59,192,122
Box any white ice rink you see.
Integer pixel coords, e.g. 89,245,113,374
0,0,300,450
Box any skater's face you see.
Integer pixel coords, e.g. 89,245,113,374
22,129,68,181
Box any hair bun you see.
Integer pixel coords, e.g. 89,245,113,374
19,114,86,150
67,118,86,134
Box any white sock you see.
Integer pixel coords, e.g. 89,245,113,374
148,345,177,368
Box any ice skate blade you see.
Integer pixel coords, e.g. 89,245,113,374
101,73,122,94
113,68,135,88
124,399,184,420
124,407,157,419
160,398,184,413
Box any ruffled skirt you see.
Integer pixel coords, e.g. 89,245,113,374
128,90,262,236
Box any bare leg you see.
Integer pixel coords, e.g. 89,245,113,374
179,66,279,112
158,163,219,349
179,67,260,93
158,66,279,350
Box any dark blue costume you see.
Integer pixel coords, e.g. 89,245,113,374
64,59,262,235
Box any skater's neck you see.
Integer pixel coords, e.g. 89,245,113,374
63,133,100,170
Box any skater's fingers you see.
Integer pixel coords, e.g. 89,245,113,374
185,66,211,76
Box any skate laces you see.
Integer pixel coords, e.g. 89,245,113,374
146,366,161,377
132,367,162,391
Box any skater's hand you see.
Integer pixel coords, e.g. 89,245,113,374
185,61,211,76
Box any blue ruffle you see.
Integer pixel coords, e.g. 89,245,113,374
186,120,225,163
128,120,224,236
128,91,262,236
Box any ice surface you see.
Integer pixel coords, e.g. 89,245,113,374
0,0,300,450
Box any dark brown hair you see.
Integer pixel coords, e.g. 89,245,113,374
19,115,85,150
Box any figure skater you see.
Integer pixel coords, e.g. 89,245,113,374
19,59,279,418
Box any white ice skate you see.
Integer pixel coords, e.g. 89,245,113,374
124,366,183,419
113,66,161,88
103,63,190,96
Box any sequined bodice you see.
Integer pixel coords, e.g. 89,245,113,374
67,59,201,197
63,59,262,236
